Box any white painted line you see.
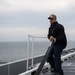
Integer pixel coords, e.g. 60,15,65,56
68,63,72,66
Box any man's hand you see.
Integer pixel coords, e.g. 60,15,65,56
50,36,56,43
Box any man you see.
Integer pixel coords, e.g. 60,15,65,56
47,14,67,75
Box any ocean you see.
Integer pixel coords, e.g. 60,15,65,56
0,41,75,63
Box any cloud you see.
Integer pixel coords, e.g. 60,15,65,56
0,0,75,13
65,27,75,40
0,26,75,41
0,0,75,41
0,27,48,41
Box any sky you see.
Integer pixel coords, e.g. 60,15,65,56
0,0,75,41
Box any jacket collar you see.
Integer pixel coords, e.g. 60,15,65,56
51,21,58,27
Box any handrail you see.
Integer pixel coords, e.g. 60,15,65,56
26,35,48,70
28,35,47,38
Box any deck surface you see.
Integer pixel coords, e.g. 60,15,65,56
40,56,75,75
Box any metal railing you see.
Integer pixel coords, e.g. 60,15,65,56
19,50,75,75
26,35,47,70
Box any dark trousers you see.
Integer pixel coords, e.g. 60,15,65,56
47,45,64,73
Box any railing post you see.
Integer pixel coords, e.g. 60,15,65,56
31,36,34,68
26,35,30,70
26,35,47,70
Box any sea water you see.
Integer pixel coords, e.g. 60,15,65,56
0,41,75,63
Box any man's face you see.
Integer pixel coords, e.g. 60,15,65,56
49,18,56,24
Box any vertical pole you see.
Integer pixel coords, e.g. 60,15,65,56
26,35,30,70
31,36,34,68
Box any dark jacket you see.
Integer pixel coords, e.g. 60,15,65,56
48,21,67,48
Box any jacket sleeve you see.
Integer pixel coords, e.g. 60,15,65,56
56,25,65,42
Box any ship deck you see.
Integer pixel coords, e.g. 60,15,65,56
40,56,75,75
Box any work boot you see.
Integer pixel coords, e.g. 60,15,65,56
51,69,64,75
50,68,56,72
57,71,64,75
55,71,64,75
51,72,64,75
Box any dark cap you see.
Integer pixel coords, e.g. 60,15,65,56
48,14,57,20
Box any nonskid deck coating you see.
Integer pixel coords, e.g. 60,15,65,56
40,56,75,75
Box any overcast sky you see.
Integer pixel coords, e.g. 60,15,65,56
0,0,75,41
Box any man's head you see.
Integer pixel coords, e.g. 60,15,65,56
48,14,57,24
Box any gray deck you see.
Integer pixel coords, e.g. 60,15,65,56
40,56,75,75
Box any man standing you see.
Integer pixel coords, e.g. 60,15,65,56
47,14,67,75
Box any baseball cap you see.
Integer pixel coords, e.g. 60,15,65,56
48,14,57,20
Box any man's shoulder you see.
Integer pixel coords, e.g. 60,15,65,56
56,22,64,29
